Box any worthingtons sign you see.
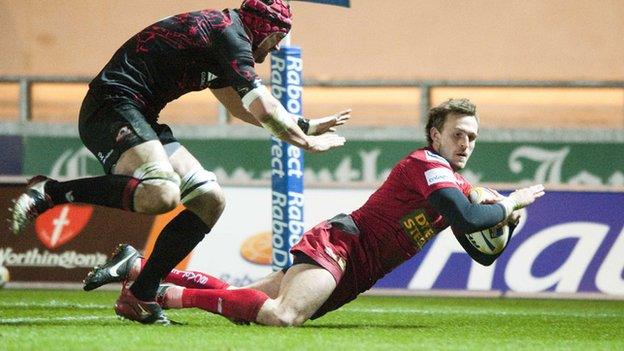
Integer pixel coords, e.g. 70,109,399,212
0,248,106,269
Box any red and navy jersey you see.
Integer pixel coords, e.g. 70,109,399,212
89,9,259,119
350,146,472,274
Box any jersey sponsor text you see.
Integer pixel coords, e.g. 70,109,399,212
424,167,456,186
401,209,435,249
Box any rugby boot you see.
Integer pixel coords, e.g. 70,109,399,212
9,175,54,234
155,284,173,309
115,283,171,325
83,244,141,291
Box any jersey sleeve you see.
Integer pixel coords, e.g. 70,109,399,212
455,172,473,197
206,76,231,89
211,25,262,97
403,151,463,200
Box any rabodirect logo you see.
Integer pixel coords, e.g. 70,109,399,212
34,204,94,250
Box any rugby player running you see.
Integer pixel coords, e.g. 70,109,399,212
85,98,544,326
9,0,350,324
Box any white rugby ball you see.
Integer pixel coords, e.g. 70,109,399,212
0,266,9,289
465,187,510,255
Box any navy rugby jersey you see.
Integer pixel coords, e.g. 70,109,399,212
89,9,260,119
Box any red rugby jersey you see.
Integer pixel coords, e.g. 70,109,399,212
350,146,472,274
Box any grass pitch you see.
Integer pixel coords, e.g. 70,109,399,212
0,289,623,351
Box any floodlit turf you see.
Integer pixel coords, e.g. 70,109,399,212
0,289,623,351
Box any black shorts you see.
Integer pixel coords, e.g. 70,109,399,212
78,92,178,174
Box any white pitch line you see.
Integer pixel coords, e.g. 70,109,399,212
0,315,117,325
341,307,623,318
0,300,110,309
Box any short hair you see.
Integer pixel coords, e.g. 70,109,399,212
425,98,478,145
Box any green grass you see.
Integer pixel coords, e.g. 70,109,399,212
1,289,623,351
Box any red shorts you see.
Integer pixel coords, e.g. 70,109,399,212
290,216,378,319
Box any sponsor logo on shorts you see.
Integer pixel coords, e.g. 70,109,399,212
401,209,436,249
34,205,94,249
424,167,456,186
115,126,133,143
97,150,114,165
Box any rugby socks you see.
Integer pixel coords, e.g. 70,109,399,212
44,175,139,211
164,268,231,290
132,257,230,289
181,288,269,322
131,210,209,301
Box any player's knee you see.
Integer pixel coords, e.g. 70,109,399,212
202,185,226,215
136,182,180,213
134,161,181,213
151,184,181,212
180,168,225,214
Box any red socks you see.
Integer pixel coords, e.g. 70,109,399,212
182,288,269,322
138,258,230,290
164,269,231,290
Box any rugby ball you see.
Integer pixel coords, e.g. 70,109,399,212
0,266,9,289
465,187,510,255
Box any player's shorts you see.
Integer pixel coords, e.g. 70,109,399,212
78,91,178,174
290,213,377,320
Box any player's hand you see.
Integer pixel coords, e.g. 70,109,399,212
305,133,346,153
502,184,545,214
308,109,351,135
506,210,521,227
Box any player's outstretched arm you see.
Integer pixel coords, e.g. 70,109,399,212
243,86,346,153
211,86,350,147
